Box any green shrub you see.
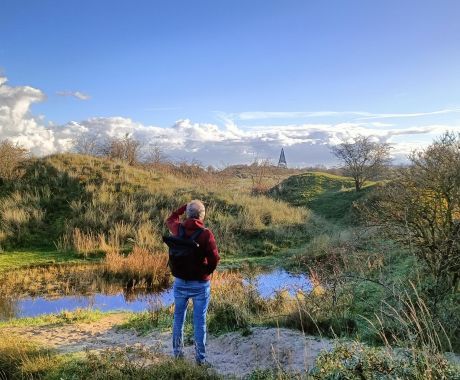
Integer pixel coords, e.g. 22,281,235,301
310,342,460,380
208,301,251,335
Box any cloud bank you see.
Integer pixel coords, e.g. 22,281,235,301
1,75,459,167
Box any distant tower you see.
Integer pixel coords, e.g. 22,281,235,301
278,148,287,168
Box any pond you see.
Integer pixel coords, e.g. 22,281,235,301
0,266,311,320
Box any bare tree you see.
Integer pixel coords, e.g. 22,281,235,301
250,158,272,195
362,132,460,290
144,144,168,165
331,135,391,191
72,134,101,156
102,134,142,165
0,140,29,183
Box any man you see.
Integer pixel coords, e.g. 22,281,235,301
166,200,220,365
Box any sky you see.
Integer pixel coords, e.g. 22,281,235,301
1,0,460,167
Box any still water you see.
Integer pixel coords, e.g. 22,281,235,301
0,269,311,320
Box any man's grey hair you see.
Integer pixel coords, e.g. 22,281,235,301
186,200,206,220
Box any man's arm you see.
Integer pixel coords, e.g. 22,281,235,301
165,204,187,235
204,230,220,274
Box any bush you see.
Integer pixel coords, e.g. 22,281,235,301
281,290,357,338
0,140,29,183
208,301,251,335
362,132,460,290
310,342,460,380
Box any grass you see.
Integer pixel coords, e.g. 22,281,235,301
0,308,107,328
103,248,171,289
0,334,60,379
0,249,99,273
0,153,310,259
1,332,457,380
119,308,175,335
269,171,376,222
0,334,221,380
1,153,459,378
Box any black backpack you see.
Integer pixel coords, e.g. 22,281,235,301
162,224,205,279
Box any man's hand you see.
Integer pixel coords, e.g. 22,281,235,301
177,204,187,215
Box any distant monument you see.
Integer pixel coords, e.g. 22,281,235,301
278,148,287,168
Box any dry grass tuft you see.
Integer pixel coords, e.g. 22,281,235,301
103,247,170,289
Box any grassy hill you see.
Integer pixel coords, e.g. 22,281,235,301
268,172,375,221
0,154,310,258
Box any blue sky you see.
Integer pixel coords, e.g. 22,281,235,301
1,0,460,166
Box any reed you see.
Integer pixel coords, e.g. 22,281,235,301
71,228,103,256
103,246,170,289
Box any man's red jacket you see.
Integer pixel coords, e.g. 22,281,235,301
165,204,220,281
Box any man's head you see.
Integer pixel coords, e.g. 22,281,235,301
186,200,206,220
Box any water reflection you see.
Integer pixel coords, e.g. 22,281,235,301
13,290,175,318
0,267,311,320
0,297,19,319
245,269,313,298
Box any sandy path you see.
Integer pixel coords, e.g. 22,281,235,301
2,314,332,378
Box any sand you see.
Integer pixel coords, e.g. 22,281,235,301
2,313,332,378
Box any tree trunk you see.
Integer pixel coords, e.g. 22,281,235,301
355,179,361,192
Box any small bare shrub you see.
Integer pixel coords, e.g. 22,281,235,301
0,140,29,182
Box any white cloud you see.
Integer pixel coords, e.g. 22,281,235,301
356,109,460,120
1,75,460,166
56,91,90,100
235,111,366,120
228,108,460,122
0,76,57,155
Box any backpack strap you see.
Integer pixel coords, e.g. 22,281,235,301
190,228,205,243
177,225,205,242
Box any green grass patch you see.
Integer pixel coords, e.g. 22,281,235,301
0,308,107,328
269,171,376,221
118,309,174,335
0,249,100,272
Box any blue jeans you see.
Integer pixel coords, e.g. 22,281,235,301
172,278,210,363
